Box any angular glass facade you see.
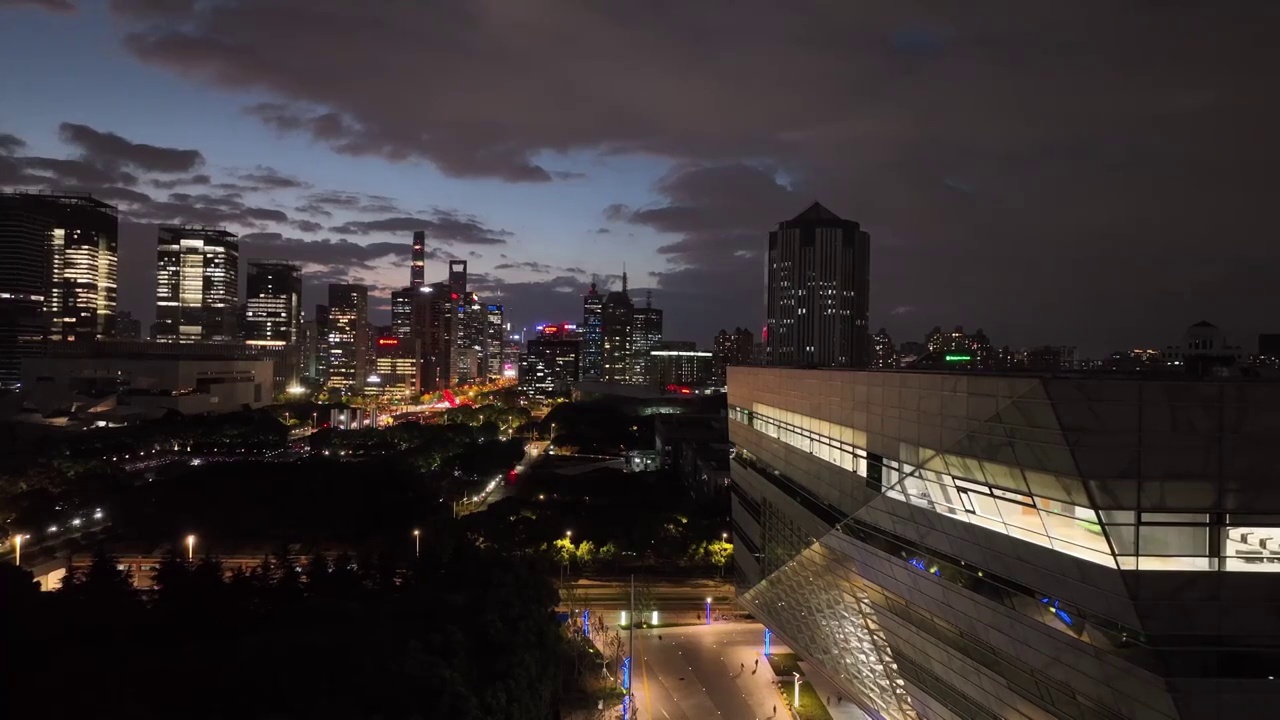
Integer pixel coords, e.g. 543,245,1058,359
729,367,1280,720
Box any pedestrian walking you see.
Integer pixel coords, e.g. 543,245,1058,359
773,704,777,716
837,694,843,704
754,658,759,670
740,662,745,671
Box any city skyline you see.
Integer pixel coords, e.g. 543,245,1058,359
1,3,1276,355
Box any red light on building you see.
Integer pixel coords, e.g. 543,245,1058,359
451,293,459,300
376,337,399,346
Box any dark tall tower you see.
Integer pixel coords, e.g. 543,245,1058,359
581,281,604,380
765,202,870,367
448,259,467,296
154,225,239,342
411,230,425,288
244,260,302,346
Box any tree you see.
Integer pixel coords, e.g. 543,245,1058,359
554,535,575,577
575,539,597,571
708,540,733,577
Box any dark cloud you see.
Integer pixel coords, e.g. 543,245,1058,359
4,155,138,188
237,233,404,269
291,219,323,233
0,0,76,12
329,211,511,245
593,227,611,234
148,173,211,189
493,261,557,274
0,133,27,155
58,122,204,173
235,165,311,189
295,191,404,218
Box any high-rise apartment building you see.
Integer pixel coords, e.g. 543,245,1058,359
870,328,896,368
324,283,368,392
453,291,484,384
518,323,580,399
0,192,118,384
630,291,663,384
712,326,754,385
244,260,302,347
765,202,870,367
601,279,634,384
154,225,239,343
411,230,426,288
581,281,605,380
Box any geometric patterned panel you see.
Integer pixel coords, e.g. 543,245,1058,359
739,534,920,720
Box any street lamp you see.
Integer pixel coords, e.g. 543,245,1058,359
793,671,802,707
186,534,196,561
413,529,420,557
13,533,25,566
706,597,712,625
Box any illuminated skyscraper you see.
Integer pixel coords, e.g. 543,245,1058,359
712,327,754,385
581,281,604,380
484,304,504,380
629,291,663,384
519,324,580,398
154,225,239,342
411,230,425,288
601,274,633,383
324,283,368,391
244,260,302,346
0,192,118,384
765,202,870,367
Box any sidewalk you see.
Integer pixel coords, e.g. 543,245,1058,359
797,660,873,720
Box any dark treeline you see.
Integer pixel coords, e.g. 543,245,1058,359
1,536,563,719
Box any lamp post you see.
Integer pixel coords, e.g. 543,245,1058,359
13,533,25,566
561,530,572,586
186,534,196,562
793,672,802,707
413,529,420,557
706,597,712,625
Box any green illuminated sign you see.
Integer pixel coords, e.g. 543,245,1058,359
944,354,973,362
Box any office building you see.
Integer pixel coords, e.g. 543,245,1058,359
518,323,580,399
1,192,119,385
410,230,426,288
244,260,302,347
391,287,416,338
453,291,484,384
484,304,504,380
324,284,368,392
649,343,713,389
153,225,239,343
730,365,1280,720
299,318,317,378
313,305,330,384
765,202,870,367
601,277,634,384
713,327,754,385
114,311,142,341
367,334,420,402
582,281,605,380
1161,321,1245,375
419,282,454,391
36,194,119,343
630,291,663,384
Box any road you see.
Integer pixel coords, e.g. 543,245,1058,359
560,578,735,611
623,622,784,720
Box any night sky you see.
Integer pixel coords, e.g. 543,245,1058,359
1,1,1276,355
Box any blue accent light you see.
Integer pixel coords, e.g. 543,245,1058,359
621,656,631,690
582,608,591,638
1040,596,1075,627
622,693,631,719
764,628,773,656
908,557,941,576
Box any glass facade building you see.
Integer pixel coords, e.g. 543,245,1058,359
154,225,239,343
244,260,301,347
729,366,1280,720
